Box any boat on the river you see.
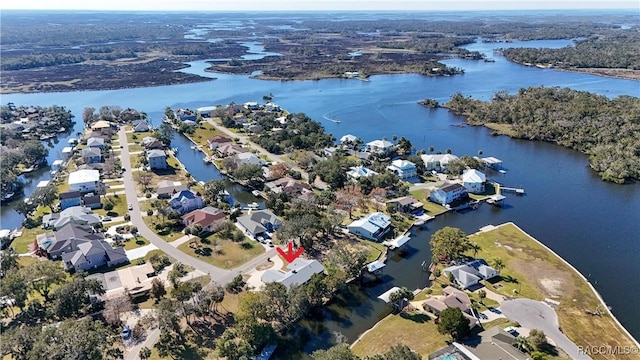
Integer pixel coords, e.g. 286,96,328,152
252,190,261,197
247,202,259,209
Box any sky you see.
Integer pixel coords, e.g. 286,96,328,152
1,0,638,11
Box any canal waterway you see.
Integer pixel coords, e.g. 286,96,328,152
1,39,639,343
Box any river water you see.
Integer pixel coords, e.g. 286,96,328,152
1,39,639,344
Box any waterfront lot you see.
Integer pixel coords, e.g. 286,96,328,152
177,235,265,269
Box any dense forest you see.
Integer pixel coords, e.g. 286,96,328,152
501,32,640,70
440,87,640,183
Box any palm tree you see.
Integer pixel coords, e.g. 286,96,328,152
470,242,481,257
514,336,533,354
491,257,505,272
428,146,434,153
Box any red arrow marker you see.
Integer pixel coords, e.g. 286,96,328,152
276,242,305,263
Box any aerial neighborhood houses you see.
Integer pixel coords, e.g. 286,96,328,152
169,189,205,215
422,285,479,328
236,210,283,239
386,159,417,180
348,212,392,241
261,258,325,288
443,259,500,289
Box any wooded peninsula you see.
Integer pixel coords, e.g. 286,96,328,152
425,87,640,184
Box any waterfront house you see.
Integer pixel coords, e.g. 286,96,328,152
423,286,472,314
442,264,481,289
264,102,280,112
207,135,233,151
156,180,188,199
216,143,247,158
90,120,114,131
421,154,459,172
132,120,150,132
81,147,102,164
466,259,499,280
462,169,486,194
386,196,424,214
346,165,378,180
233,152,264,167
481,156,503,170
42,206,101,230
68,169,101,193
182,120,197,128
181,207,226,234
59,190,83,210
236,210,282,238
147,149,167,170
86,137,105,149
197,106,218,118
365,139,394,155
429,183,467,206
141,136,164,150
265,177,312,198
261,258,325,288
387,159,417,180
174,108,196,121
457,327,529,360
348,212,392,241
339,134,358,144
169,190,204,215
244,102,260,110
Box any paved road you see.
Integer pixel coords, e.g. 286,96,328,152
205,118,328,189
500,298,590,360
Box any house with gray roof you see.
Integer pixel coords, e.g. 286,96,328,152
348,212,392,241
36,223,127,271
87,137,105,149
147,149,167,170
42,206,101,230
456,326,529,360
261,258,325,288
169,189,204,214
81,147,102,164
59,190,83,210
236,210,282,238
156,180,188,199
132,120,150,132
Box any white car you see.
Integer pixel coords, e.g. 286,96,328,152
128,203,133,210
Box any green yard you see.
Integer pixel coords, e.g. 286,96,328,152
177,235,265,269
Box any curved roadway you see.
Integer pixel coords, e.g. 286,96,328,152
500,298,591,360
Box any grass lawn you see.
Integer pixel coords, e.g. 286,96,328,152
351,311,450,357
12,226,51,254
142,216,184,242
468,183,497,200
358,239,387,263
177,235,265,269
126,131,153,144
468,223,637,358
94,195,128,217
410,190,447,216
122,236,149,250
484,123,518,137
188,123,224,155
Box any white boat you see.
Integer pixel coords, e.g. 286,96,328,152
498,169,507,174
247,202,259,209
252,190,261,197
190,145,196,150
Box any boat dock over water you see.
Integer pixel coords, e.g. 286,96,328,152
501,187,525,195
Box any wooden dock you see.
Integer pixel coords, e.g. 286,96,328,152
501,187,525,195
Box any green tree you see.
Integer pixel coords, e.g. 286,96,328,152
25,260,67,302
31,184,58,212
51,273,104,319
155,122,174,147
151,278,167,303
528,329,549,352
311,344,359,360
429,227,471,263
491,257,505,272
514,336,534,354
139,347,152,360
382,344,422,360
437,307,470,341
0,269,28,315
388,287,415,310
103,295,134,326
203,179,227,204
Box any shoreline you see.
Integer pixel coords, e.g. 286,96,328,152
501,222,640,347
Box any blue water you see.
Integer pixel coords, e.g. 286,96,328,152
1,38,639,342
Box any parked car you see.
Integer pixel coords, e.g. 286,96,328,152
128,203,133,210
102,216,112,222
488,307,502,314
478,313,489,320
256,236,265,243
121,325,131,340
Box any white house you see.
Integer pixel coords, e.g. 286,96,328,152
340,134,358,144
387,159,417,180
461,169,486,194
264,102,280,112
348,212,392,241
366,139,394,155
169,190,204,215
207,135,233,150
262,258,325,288
234,152,264,167
429,183,467,205
87,137,105,149
147,149,167,170
443,265,482,289
244,102,259,110
68,169,101,193
481,156,503,170
421,154,459,172
346,165,378,180
62,146,74,160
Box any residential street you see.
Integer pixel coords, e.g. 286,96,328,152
500,298,590,360
118,127,277,285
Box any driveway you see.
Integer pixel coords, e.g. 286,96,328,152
500,298,590,360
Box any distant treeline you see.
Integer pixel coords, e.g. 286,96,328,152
439,87,640,183
501,32,640,70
